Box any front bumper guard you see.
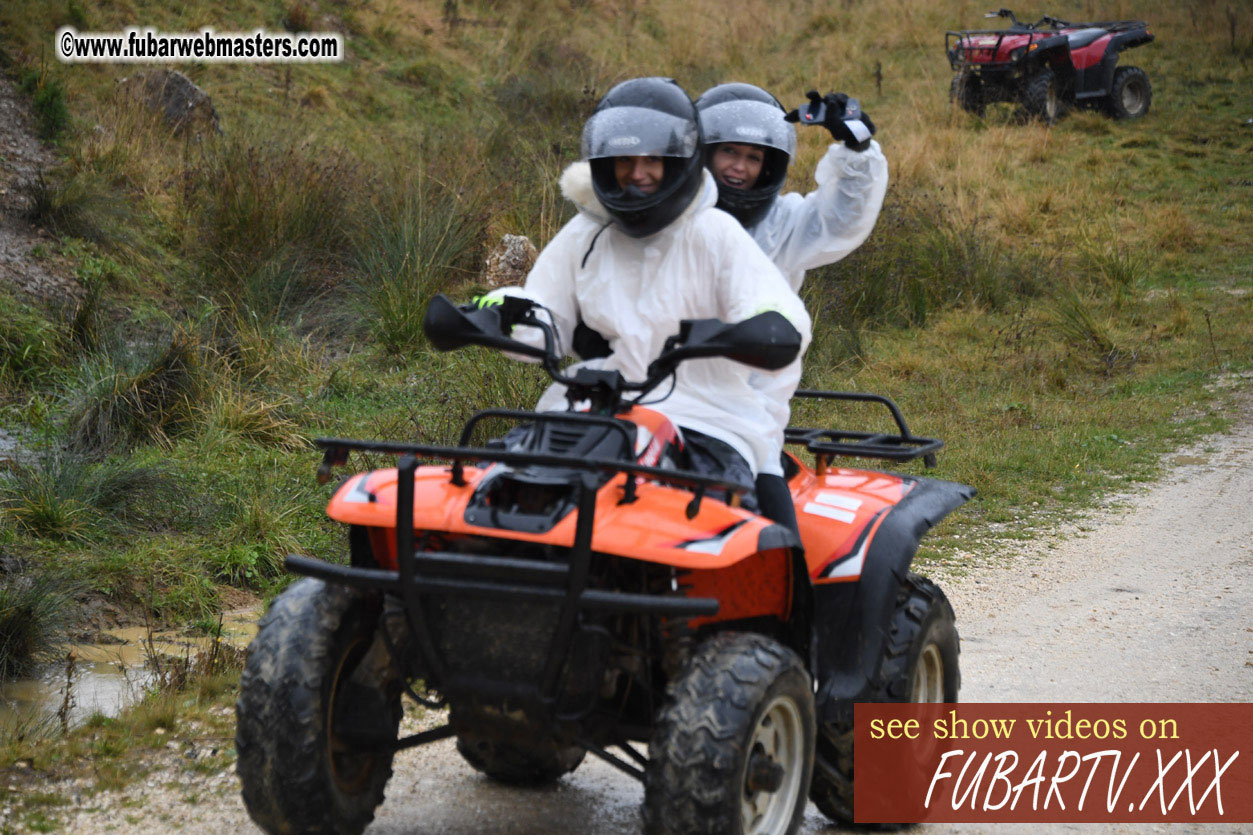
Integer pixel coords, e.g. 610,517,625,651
294,433,725,721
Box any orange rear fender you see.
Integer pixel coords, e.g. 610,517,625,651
787,460,914,584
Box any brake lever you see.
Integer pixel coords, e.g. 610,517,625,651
796,96,826,126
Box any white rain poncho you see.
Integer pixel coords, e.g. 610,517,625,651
492,163,811,476
746,140,888,474
750,140,888,290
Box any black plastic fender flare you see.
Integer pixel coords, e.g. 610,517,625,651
810,476,975,723
1097,29,1155,94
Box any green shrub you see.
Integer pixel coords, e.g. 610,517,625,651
23,165,135,245
204,542,279,588
0,294,64,389
0,449,170,541
14,70,66,137
358,177,487,353
63,330,203,453
187,136,362,317
32,78,69,140
64,0,89,29
0,568,80,679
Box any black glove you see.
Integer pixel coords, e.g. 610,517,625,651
469,294,537,334
785,90,876,151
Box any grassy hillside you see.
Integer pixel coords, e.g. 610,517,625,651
0,0,1250,667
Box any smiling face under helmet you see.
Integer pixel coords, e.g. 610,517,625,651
582,77,704,238
695,83,796,228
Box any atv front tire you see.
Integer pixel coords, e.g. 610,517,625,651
949,71,985,117
809,573,959,826
1021,67,1060,124
456,737,586,785
1106,66,1151,119
644,632,815,835
236,579,401,835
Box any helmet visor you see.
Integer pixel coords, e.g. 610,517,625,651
582,106,700,160
698,99,795,158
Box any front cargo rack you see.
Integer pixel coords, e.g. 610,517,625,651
288,418,762,729
945,27,1053,69
785,390,943,471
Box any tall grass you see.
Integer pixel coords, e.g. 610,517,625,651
63,329,203,453
0,293,64,391
0,569,80,679
1051,290,1135,375
0,448,171,541
807,196,1050,329
185,134,363,319
357,176,487,353
194,387,307,451
23,164,137,247
198,304,321,387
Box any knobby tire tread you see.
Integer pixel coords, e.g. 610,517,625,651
643,631,814,835
236,578,398,835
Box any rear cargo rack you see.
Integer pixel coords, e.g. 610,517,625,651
785,390,943,471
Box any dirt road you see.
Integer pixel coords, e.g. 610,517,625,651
53,393,1253,834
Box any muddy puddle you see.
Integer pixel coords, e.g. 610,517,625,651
0,608,258,731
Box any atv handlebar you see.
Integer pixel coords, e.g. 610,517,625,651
423,293,802,414
980,9,1071,30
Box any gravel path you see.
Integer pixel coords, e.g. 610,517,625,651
26,394,1253,834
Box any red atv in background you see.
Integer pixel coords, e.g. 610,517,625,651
234,295,973,835
947,8,1155,123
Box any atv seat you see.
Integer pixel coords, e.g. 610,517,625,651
1065,28,1107,49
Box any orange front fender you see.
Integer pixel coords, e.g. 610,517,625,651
327,466,779,571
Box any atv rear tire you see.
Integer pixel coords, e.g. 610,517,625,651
949,72,985,117
456,737,586,785
643,632,815,835
809,573,959,826
1106,66,1151,119
236,579,401,835
1021,67,1060,124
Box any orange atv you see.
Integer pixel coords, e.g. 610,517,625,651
235,294,974,835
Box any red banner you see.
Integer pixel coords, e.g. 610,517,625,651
853,703,1253,823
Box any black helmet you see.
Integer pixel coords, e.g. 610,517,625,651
582,77,704,238
695,83,796,228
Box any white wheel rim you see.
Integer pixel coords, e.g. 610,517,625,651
1121,82,1143,112
741,695,806,834
911,643,946,702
